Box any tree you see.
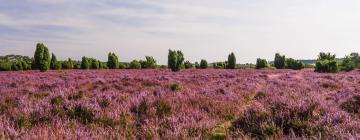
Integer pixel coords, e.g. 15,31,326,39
107,52,119,69
50,53,61,70
62,58,74,69
90,59,100,69
274,53,285,69
200,59,208,69
195,62,200,69
168,50,184,72
227,52,236,69
256,58,267,69
129,60,141,69
315,52,338,73
81,57,90,69
33,43,51,72
141,56,157,69
184,61,193,69
285,58,304,70
340,56,354,72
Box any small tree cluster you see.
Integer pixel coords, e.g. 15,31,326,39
315,52,338,73
168,50,184,72
107,52,119,69
213,62,227,69
274,53,285,69
33,43,51,72
227,52,236,69
256,58,268,69
285,58,304,70
50,53,61,70
140,56,157,69
200,59,208,69
129,60,141,69
62,58,74,69
184,61,193,69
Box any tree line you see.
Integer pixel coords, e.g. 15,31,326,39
0,43,359,73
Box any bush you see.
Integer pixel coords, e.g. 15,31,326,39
285,58,304,70
340,56,355,72
129,60,141,69
0,61,12,71
200,59,208,69
195,62,200,69
256,58,267,69
141,56,157,69
107,52,119,69
90,59,100,69
67,105,95,125
168,50,185,72
214,62,227,69
81,56,90,69
61,58,74,69
227,52,236,69
50,53,61,70
315,52,338,73
274,53,285,69
184,61,193,69
33,43,51,72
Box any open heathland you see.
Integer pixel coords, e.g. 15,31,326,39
0,69,359,139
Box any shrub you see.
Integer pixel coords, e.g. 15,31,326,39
33,43,51,72
170,83,181,92
168,49,185,72
0,61,12,71
81,56,90,69
340,56,355,72
256,58,267,69
155,99,172,118
200,59,208,69
227,52,236,69
184,61,193,69
285,58,304,70
315,52,338,73
274,53,285,69
11,61,24,71
107,52,119,69
61,58,74,69
50,53,61,70
90,59,100,69
214,62,227,69
67,105,95,125
129,60,141,69
142,56,157,69
195,62,200,69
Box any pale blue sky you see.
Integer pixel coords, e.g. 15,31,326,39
1,0,360,64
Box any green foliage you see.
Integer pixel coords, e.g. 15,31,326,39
129,60,141,69
90,59,100,69
66,105,95,125
168,49,185,72
213,62,227,69
50,53,61,70
274,53,285,69
256,58,268,69
195,62,200,69
315,52,338,73
200,59,208,69
227,52,236,69
155,99,172,118
141,56,157,69
61,58,74,69
0,61,12,71
184,61,193,69
170,83,181,92
107,52,119,69
33,43,51,72
340,56,354,71
285,58,304,70
81,56,90,69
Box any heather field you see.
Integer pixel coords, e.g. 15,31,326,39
0,69,359,139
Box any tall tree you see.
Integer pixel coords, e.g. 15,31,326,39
50,53,60,70
81,56,90,69
107,52,119,69
33,43,50,72
274,53,285,69
227,52,236,69
168,50,184,72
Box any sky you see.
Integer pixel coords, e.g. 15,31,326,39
1,0,360,64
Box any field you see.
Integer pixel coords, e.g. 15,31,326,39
0,69,359,139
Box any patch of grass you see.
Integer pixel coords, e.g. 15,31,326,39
97,116,119,128
50,96,64,106
66,105,95,125
155,99,172,118
68,91,84,100
170,83,181,92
